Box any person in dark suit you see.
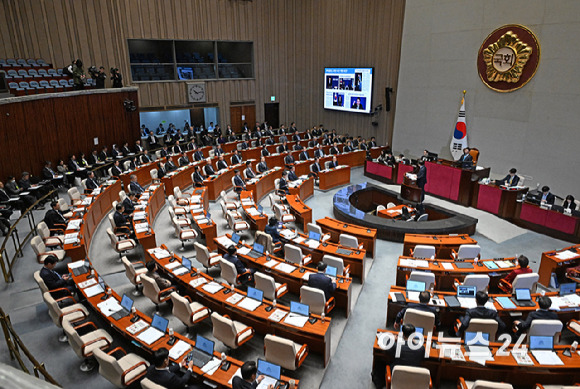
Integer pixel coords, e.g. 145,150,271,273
394,291,440,330
328,156,339,169
369,137,378,148
113,203,135,238
223,245,254,284
287,166,299,182
214,145,224,156
144,135,155,150
244,161,256,179
172,141,183,155
231,150,243,165
417,160,427,203
0,181,24,213
343,141,353,153
261,145,270,157
146,347,197,389
493,168,519,187
278,171,290,195
111,160,123,177
99,146,110,162
351,97,364,110
44,201,68,231
239,140,249,150
314,144,325,158
457,147,473,169
329,142,340,155
166,157,177,172
122,192,137,215
541,186,556,206
233,170,246,194
5,176,34,209
308,262,336,300
293,142,303,151
216,155,228,170
456,291,506,335
178,152,190,167
514,296,559,334
192,148,204,162
311,157,322,178
232,361,272,389
292,133,301,142
264,217,281,244
563,195,577,211
299,149,310,161
88,150,100,165
140,150,152,164
284,153,295,166
277,142,288,154
159,146,169,158
257,157,268,174
129,175,144,196
192,166,204,187
40,255,77,295
203,158,216,176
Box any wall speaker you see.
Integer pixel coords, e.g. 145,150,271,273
385,87,393,112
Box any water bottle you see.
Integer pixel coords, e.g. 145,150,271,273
272,299,277,309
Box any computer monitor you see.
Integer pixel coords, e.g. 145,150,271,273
559,282,576,296
530,335,554,350
457,285,477,298
308,231,321,241
515,288,532,301
182,257,192,270
414,327,424,335
406,280,426,292
195,335,215,355
257,359,281,380
465,331,490,346
252,242,264,254
258,205,264,214
206,212,211,220
231,233,240,244
247,287,263,302
151,314,169,333
120,294,134,311
290,301,309,316
325,265,337,277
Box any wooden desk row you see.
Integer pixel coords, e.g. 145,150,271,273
286,194,312,232
213,234,353,317
148,247,332,366
130,184,165,251
538,245,580,286
315,217,377,258
514,201,580,243
402,233,478,259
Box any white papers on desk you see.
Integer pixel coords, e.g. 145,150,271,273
135,223,149,234
126,320,149,335
105,180,117,185
64,232,79,245
258,377,277,389
246,208,260,216
202,282,224,294
149,248,171,259
190,204,203,213
551,294,580,309
406,173,417,180
73,207,85,213
441,346,465,361
268,309,287,322
280,229,297,239
264,259,279,268
81,197,92,205
97,297,122,317
555,250,579,260
399,258,429,268
237,297,262,311
441,262,454,270
531,350,564,365
169,340,191,360
495,261,513,268
91,188,102,196
275,263,296,274
226,293,244,305
137,327,164,345
305,239,320,249
173,267,189,276
190,195,201,203
190,277,208,288
284,313,308,328
84,284,105,298
407,291,420,302
78,278,97,289
202,357,221,375
484,301,497,311
133,212,147,221
458,297,477,309
67,219,82,230
511,350,534,365
293,236,306,245
301,272,311,281
216,236,235,247
164,261,180,270
69,261,85,269
237,246,251,255
467,346,493,365
195,218,209,225
241,198,254,206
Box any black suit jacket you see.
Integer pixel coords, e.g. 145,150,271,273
204,165,215,176
387,342,425,368
141,154,152,164
330,147,339,155
257,162,268,173
299,151,309,161
40,267,68,290
329,161,338,169
284,155,295,165
44,209,67,229
129,181,144,195
311,163,321,175
499,174,519,187
278,177,289,194
224,253,247,274
146,364,191,389
543,192,556,205
178,156,189,166
563,200,577,211
518,309,559,331
288,171,298,181
308,273,336,300
111,166,122,177
113,211,130,229
232,155,242,165
417,165,427,188
459,153,473,168
245,168,255,179
232,376,258,389
314,149,324,158
233,175,245,191
460,306,506,333
122,197,135,214
192,171,204,184
261,148,270,157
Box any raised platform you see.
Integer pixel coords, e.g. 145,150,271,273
332,182,478,242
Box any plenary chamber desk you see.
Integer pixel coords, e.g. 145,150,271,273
332,183,478,242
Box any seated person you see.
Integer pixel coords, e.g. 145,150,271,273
277,171,290,195
216,155,228,170
113,203,134,238
232,361,273,389
145,261,173,289
111,160,123,177
308,262,336,301
394,291,440,330
311,157,322,178
85,171,99,190
502,255,533,285
223,245,254,284
513,296,558,335
457,147,473,169
328,155,339,169
203,158,216,176
261,145,270,157
165,157,178,172
287,166,299,182
140,150,153,164
563,195,577,211
456,291,506,336
420,149,430,162
540,185,555,206
329,142,340,155
40,255,76,296
231,150,243,165
299,149,309,161
493,168,519,187
44,201,68,232
257,156,268,173
122,192,138,215
178,152,190,167
244,161,256,179
192,166,205,187
146,347,197,389
378,150,395,166
233,170,246,194
284,153,295,165
264,217,281,244
129,174,145,196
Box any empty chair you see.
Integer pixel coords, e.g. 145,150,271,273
93,347,149,388
140,378,166,389
273,203,295,223
322,255,350,277
62,317,113,371
226,210,250,234
339,233,364,250
528,319,563,344
36,221,64,248
119,190,127,203
106,228,137,258
194,242,221,272
173,187,190,206
264,334,308,371
307,223,331,242
386,202,396,209
412,245,436,259
80,179,88,193
567,319,580,338
376,204,386,213
402,308,436,333
407,271,435,290
121,256,147,295
284,244,312,266
454,274,490,292
387,365,432,389
452,244,481,260
68,187,83,206
31,236,66,263
499,272,539,294
219,199,230,217
458,378,513,389
171,216,198,249
43,291,88,342
268,193,281,208
150,169,160,184
300,285,335,315
140,274,176,312
466,318,498,341
123,160,132,171
57,198,74,218
416,214,429,221
168,196,189,219
220,190,240,210
255,272,288,300
170,292,210,334
219,258,250,287
211,312,254,350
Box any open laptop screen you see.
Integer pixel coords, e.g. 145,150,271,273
290,301,309,316
308,231,321,241
465,331,489,346
252,243,264,254
257,359,281,380
406,280,426,292
559,282,576,296
120,294,133,311
247,287,263,302
515,288,531,301
231,233,241,244
530,335,553,350
182,257,192,270
325,265,337,277
151,314,169,333
195,335,215,355
457,285,477,298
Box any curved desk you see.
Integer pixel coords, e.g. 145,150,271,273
402,233,478,259
246,167,284,204
286,194,312,231
333,182,478,242
315,217,377,258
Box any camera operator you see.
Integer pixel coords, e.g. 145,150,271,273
92,66,107,89
72,59,86,90
110,67,123,88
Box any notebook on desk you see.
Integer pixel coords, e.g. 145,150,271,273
530,335,563,365
464,331,491,356
284,301,309,328
136,314,168,345
457,285,477,309
454,262,474,269
559,282,576,296
325,265,337,280
246,242,265,259
335,248,353,256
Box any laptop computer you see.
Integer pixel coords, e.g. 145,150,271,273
290,301,309,316
457,285,477,309
247,242,265,259
71,260,91,276
284,301,310,328
258,204,264,215
308,231,321,242
512,288,536,307
530,335,553,351
406,280,425,301
256,359,281,389
136,314,168,345
186,335,215,368
559,282,576,296
325,265,337,279
111,294,133,321
231,233,241,245
238,287,263,311
465,331,490,354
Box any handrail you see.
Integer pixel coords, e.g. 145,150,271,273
0,306,61,386
0,189,57,283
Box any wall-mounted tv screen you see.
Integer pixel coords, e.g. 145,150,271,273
324,67,373,114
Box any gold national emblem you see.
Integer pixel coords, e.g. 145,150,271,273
482,31,531,83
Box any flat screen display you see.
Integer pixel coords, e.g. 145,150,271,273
324,67,373,114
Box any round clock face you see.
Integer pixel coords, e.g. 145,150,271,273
188,83,206,102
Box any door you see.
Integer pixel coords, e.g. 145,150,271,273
190,108,205,129
230,104,256,132
264,103,279,128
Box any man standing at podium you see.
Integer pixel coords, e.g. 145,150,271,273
417,160,427,203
